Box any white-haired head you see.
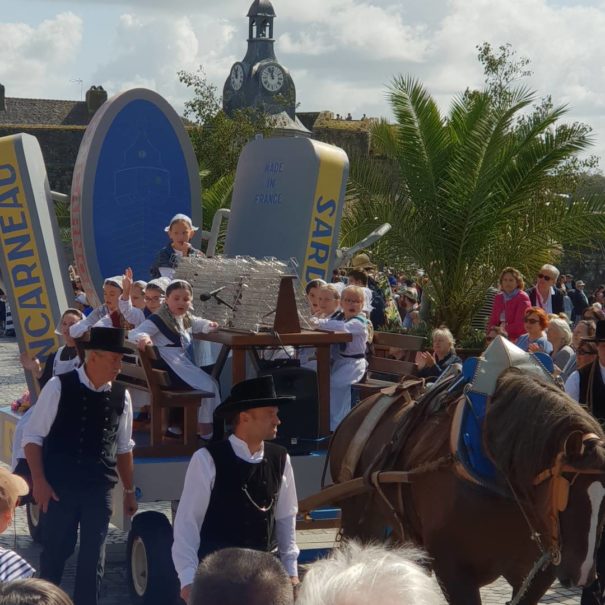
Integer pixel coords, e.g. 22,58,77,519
548,317,572,346
540,263,560,282
296,541,444,605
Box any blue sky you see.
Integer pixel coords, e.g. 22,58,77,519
3,0,605,164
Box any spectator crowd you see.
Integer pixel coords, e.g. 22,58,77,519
2,211,605,605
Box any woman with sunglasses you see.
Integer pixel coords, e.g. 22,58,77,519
526,264,566,314
560,319,597,382
515,307,553,354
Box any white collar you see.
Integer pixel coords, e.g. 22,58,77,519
228,434,264,462
77,364,112,392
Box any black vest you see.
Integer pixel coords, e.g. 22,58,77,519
579,362,605,421
43,370,125,488
199,439,287,560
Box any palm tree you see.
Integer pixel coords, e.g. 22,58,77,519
343,78,605,337
200,171,234,254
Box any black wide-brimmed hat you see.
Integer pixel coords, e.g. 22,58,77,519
583,320,605,343
214,375,295,419
81,327,132,354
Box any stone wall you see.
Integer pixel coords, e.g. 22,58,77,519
304,111,372,158
0,114,372,195
0,125,85,193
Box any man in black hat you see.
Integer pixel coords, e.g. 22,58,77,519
23,327,137,605
172,375,300,604
564,319,605,605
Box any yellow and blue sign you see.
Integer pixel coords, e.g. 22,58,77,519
301,145,347,284
0,134,72,397
225,138,348,284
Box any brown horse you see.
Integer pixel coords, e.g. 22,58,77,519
327,369,605,605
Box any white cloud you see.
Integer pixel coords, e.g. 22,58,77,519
8,0,605,162
0,12,82,98
279,32,336,56
92,13,239,109
334,4,428,62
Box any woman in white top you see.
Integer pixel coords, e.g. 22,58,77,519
128,279,221,439
547,316,575,372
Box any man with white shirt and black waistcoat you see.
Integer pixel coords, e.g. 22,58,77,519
564,319,605,605
23,327,137,605
172,375,300,604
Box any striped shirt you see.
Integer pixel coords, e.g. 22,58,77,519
0,547,35,581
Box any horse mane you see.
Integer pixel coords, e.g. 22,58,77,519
485,368,605,494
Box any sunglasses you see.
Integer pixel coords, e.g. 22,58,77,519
578,349,597,356
537,273,552,281
524,318,540,324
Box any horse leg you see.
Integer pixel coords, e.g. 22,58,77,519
339,494,387,542
507,567,555,605
433,567,482,605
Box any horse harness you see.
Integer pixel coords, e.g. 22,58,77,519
504,431,605,605
303,389,605,603
530,432,605,564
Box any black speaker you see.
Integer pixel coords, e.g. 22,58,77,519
259,366,321,454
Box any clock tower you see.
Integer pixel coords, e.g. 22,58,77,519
223,0,303,128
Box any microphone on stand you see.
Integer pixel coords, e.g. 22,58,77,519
199,286,227,302
200,286,235,310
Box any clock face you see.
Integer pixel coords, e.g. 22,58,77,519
260,65,284,93
230,64,244,91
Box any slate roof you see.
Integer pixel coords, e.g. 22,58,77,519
0,97,93,126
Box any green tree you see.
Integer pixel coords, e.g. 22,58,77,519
178,68,273,189
344,77,605,338
178,68,274,248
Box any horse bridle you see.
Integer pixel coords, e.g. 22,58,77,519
531,432,605,565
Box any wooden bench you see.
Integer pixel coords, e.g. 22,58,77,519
116,343,213,457
354,332,426,400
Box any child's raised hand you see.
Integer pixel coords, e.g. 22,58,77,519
207,321,219,331
122,268,133,299
20,352,41,375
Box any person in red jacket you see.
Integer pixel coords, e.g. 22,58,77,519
488,267,531,343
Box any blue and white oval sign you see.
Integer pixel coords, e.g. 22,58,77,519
71,88,201,307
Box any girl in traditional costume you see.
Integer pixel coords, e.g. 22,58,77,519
150,214,204,279
69,274,145,338
128,279,221,439
312,285,369,430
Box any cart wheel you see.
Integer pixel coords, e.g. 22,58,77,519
127,511,181,605
26,503,43,543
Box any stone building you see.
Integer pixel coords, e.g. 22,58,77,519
0,84,107,193
223,0,309,136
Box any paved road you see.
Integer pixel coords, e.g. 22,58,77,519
0,336,582,604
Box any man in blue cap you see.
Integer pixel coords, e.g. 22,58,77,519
172,375,300,604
